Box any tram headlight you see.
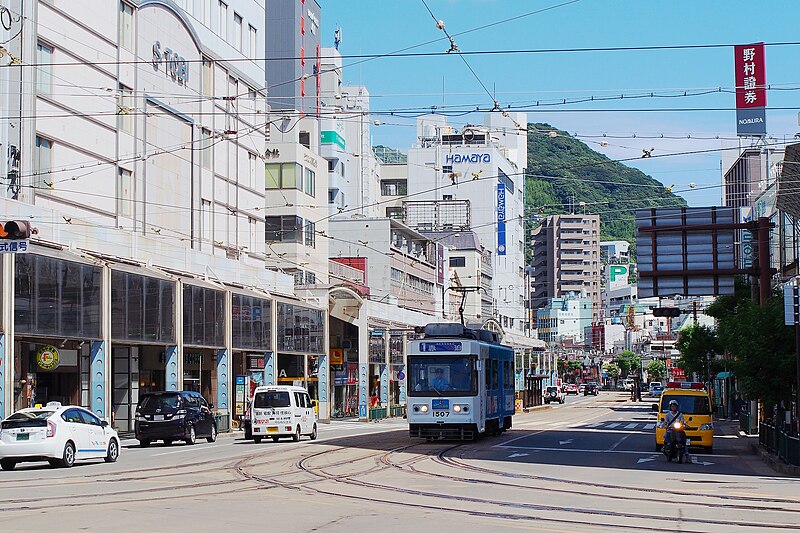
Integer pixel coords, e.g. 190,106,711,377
452,404,469,413
413,404,429,413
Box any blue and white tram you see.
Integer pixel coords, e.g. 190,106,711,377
407,323,515,440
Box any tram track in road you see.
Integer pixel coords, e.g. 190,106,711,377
406,446,800,515
233,433,800,532
0,441,328,512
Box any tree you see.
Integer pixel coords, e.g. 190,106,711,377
614,350,641,377
645,360,666,382
706,286,796,412
674,323,723,382
603,362,620,380
558,358,582,380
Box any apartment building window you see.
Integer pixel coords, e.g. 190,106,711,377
117,168,134,218
218,1,227,40
265,215,303,243
233,13,242,52
247,152,257,189
498,168,515,194
120,2,134,51
202,57,213,96
201,199,212,243
380,179,407,196
386,207,403,220
248,25,257,57
247,217,257,251
200,127,212,169
304,167,315,196
35,136,52,189
449,256,466,267
36,42,53,95
117,84,133,134
266,162,301,190
304,221,316,247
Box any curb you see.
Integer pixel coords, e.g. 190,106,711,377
749,443,800,477
518,404,553,414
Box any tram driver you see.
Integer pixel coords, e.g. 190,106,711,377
431,368,451,392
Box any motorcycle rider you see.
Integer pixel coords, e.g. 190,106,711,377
663,399,686,450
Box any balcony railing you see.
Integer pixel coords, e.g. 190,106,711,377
329,260,369,295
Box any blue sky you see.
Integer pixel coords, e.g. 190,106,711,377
320,0,800,207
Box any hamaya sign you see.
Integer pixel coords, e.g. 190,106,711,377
734,43,766,136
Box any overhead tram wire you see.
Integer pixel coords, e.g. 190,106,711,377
8,132,796,236
11,40,800,70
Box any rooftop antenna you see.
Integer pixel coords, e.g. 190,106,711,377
334,27,342,50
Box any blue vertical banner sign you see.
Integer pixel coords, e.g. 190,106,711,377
497,183,507,255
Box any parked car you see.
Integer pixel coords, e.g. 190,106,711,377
0,402,120,470
584,384,599,396
544,386,565,404
565,384,579,395
649,385,664,397
578,383,587,394
135,391,217,447
247,386,317,443
648,381,663,395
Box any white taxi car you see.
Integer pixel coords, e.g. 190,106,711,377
0,402,120,470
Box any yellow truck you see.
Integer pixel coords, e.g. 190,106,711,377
652,382,714,453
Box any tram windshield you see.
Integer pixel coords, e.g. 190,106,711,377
408,356,477,396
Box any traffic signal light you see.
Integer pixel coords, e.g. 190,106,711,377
652,307,681,318
0,220,31,240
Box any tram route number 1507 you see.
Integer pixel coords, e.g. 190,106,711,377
433,411,449,417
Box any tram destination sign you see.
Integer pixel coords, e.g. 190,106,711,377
419,341,463,353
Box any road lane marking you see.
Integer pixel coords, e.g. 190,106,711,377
624,423,639,429
643,423,656,429
495,445,737,457
585,422,602,428
608,433,633,451
606,423,621,429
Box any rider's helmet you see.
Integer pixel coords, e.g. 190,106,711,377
669,399,679,410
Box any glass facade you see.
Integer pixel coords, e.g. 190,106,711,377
111,270,175,343
183,285,225,347
276,302,324,354
14,254,101,339
231,294,271,350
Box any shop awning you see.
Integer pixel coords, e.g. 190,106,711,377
715,371,733,379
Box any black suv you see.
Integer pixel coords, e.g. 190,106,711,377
584,383,599,396
135,391,217,446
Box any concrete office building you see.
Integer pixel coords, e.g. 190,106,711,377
536,295,593,344
264,0,322,114
404,113,533,347
530,214,602,323
0,0,338,434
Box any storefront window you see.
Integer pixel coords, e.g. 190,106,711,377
276,302,324,354
111,271,176,343
369,333,385,363
14,254,101,339
183,285,225,347
232,294,271,350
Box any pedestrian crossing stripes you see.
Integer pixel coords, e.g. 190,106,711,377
581,421,656,431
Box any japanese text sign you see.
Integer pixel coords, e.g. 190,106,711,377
734,43,766,136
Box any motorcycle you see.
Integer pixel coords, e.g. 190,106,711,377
662,420,691,463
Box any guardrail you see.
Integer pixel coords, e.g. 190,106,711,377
760,422,800,466
389,405,405,418
369,407,388,419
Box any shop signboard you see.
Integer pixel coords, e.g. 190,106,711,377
329,348,344,366
36,345,60,370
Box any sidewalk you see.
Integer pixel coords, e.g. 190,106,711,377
713,417,794,476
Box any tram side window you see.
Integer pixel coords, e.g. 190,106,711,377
492,360,499,390
485,360,491,390
503,361,511,390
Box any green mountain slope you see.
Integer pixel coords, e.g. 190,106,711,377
525,123,687,255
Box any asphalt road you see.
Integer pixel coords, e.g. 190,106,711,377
0,392,796,533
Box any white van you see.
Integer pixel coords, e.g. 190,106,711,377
249,386,317,443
